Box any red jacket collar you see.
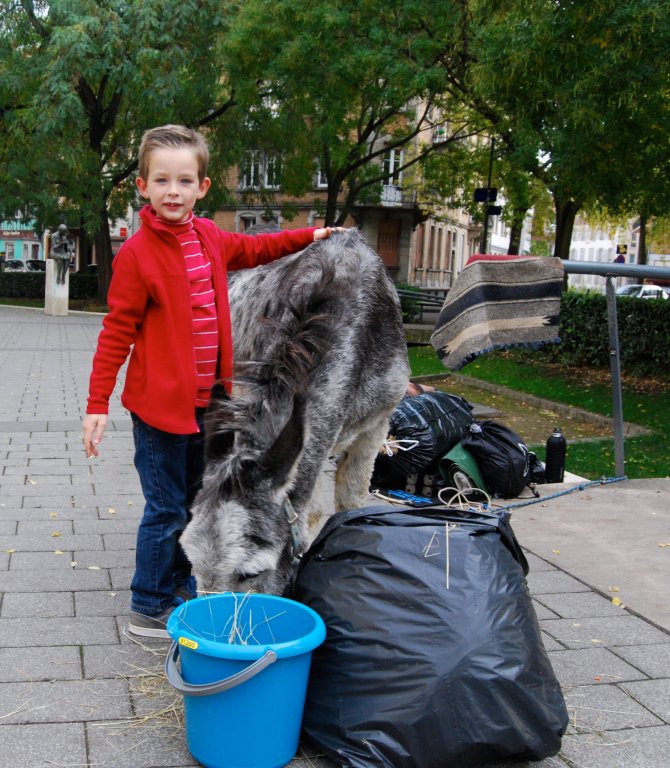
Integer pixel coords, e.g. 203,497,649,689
139,204,194,236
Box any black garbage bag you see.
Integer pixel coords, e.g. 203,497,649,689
371,392,474,489
293,505,568,768
461,420,539,498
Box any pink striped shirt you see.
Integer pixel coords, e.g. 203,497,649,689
170,213,219,407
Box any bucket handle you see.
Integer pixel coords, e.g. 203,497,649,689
165,642,278,697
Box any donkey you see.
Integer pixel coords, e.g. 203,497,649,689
180,229,409,595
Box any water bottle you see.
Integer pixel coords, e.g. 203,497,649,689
545,426,566,483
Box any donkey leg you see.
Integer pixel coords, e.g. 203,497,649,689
334,412,390,512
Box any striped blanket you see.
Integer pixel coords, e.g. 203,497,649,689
430,254,564,370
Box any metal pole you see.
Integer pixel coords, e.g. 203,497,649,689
561,259,670,281
604,277,626,476
481,138,495,252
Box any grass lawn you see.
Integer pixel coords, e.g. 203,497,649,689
409,346,670,481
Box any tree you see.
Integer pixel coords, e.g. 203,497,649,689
220,0,486,225
463,0,670,260
0,0,236,299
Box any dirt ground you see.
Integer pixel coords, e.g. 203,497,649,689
414,373,620,448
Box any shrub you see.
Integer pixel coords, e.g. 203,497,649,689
396,282,422,323
0,271,46,298
0,271,98,300
550,289,670,377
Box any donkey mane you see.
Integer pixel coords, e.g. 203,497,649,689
203,252,351,462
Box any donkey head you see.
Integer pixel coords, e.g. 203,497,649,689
180,393,306,596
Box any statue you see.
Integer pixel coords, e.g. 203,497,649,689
49,224,74,285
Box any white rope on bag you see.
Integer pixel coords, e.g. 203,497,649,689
382,438,420,457
437,485,493,511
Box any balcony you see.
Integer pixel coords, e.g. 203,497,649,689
380,184,416,207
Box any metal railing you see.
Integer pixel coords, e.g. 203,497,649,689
560,260,670,476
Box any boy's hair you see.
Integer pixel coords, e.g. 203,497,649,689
138,124,210,181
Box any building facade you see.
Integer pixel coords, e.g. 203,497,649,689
568,218,641,292
0,217,43,264
215,137,486,293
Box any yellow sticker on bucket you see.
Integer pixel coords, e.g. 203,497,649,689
178,637,199,650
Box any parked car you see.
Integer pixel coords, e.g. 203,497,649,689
2,259,26,271
615,284,668,300
26,259,47,272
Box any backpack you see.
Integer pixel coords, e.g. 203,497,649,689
461,420,540,498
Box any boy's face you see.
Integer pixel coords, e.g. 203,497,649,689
136,147,211,223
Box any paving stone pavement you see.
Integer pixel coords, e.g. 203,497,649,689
0,306,668,767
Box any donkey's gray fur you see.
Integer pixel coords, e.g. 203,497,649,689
180,229,409,595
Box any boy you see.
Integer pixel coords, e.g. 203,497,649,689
83,124,337,637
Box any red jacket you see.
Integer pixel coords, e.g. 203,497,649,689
87,206,316,433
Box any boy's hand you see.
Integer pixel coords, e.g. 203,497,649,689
313,226,348,240
83,414,108,458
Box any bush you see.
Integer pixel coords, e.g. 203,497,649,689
550,289,670,377
396,282,422,323
0,271,98,300
69,273,98,300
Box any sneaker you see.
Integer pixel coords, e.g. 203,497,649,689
128,607,175,639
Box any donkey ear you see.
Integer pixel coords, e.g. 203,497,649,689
204,382,234,460
205,427,235,461
209,380,231,405
260,396,306,482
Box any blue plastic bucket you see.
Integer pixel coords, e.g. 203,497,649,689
165,593,326,768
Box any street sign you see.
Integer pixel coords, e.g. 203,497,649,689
616,244,628,255
474,187,498,203
486,205,502,216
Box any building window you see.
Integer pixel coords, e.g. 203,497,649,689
239,151,282,190
382,149,404,186
240,214,257,231
240,151,261,189
315,167,329,188
264,155,282,189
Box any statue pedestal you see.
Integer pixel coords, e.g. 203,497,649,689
45,259,69,316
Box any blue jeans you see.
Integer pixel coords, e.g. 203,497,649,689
130,411,205,616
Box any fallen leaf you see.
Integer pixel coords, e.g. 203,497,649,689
87,565,100,570
54,550,64,555
109,591,117,597
552,549,561,555
70,561,77,567
611,597,622,607
590,638,602,644
5,548,16,554
659,543,670,548
107,507,116,515
51,531,62,538
49,512,58,519
608,586,620,592
27,478,37,485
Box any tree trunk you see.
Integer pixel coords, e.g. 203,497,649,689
94,210,114,304
637,212,648,266
78,221,93,268
506,206,528,255
552,194,581,261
